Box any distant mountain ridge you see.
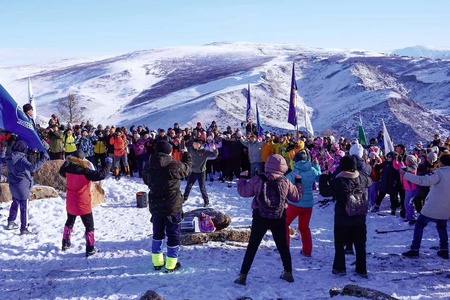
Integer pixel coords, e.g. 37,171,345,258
392,45,450,59
1,42,450,146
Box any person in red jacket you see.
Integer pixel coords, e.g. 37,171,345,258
59,149,112,257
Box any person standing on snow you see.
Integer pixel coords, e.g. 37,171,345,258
183,137,218,207
59,149,112,257
5,140,49,234
234,154,303,285
143,140,192,272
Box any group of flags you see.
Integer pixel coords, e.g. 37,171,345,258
247,62,395,154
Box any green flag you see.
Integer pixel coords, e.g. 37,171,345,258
358,115,367,146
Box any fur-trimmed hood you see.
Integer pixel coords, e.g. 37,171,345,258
66,155,92,169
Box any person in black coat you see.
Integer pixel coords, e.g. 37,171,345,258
142,140,192,272
371,152,401,214
323,156,371,278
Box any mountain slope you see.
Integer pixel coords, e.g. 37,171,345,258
1,42,449,145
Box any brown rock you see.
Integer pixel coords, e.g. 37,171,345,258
181,228,250,245
1,160,105,207
184,208,231,230
140,290,165,300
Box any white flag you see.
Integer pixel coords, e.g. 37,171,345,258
304,104,314,137
382,119,394,154
28,77,36,121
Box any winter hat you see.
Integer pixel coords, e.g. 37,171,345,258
73,149,86,159
296,140,305,150
335,150,346,158
339,156,356,172
22,103,33,113
331,143,340,152
368,152,379,160
265,154,288,175
314,137,323,147
293,151,309,163
349,143,364,158
206,135,214,141
427,152,438,164
439,153,450,166
197,122,202,126
369,146,380,154
155,140,173,154
12,140,28,153
431,146,439,154
406,155,418,165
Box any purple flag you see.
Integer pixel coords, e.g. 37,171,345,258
246,83,251,121
288,63,297,126
256,103,264,138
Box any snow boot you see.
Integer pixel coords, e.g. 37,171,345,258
125,166,131,177
164,262,181,273
62,225,73,251
332,269,347,276
6,221,19,230
113,167,120,180
437,250,449,259
402,249,419,258
280,270,294,283
85,231,96,257
20,228,34,235
234,273,247,285
371,205,380,213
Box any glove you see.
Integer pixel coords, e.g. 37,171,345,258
105,157,113,164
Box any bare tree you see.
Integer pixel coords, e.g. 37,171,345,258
57,94,85,124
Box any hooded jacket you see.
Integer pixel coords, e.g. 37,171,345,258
59,155,112,215
6,150,46,200
285,160,321,208
143,152,192,216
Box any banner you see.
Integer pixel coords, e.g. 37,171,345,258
287,62,297,126
28,77,36,121
246,83,251,122
382,119,395,154
358,115,367,146
256,103,264,138
0,84,46,152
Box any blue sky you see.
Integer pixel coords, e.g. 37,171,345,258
1,0,449,65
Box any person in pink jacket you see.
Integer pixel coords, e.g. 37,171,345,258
59,149,112,257
393,155,419,224
234,154,303,286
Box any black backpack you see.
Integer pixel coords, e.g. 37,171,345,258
256,174,285,219
345,176,369,216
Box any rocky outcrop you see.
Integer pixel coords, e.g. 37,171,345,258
140,290,165,300
181,228,250,245
330,284,399,299
0,183,58,202
1,160,105,207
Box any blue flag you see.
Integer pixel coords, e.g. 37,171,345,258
246,83,251,122
287,63,297,126
0,84,46,152
256,103,264,138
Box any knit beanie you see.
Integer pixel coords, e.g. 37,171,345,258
73,149,86,159
296,140,305,150
22,103,33,113
12,140,28,153
406,155,418,165
349,143,364,158
155,140,173,154
339,156,356,171
427,152,438,164
293,151,308,163
264,154,288,175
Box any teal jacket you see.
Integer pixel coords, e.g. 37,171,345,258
285,160,321,208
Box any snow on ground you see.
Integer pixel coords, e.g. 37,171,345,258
1,174,449,300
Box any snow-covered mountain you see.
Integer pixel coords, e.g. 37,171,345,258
2,42,450,145
392,45,450,60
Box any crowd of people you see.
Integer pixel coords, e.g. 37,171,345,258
2,104,450,279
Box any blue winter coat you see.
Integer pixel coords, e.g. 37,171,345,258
285,160,321,208
6,152,46,200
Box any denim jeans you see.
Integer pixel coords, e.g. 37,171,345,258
411,214,448,251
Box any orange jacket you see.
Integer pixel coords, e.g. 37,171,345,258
110,134,127,156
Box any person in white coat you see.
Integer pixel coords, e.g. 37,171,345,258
401,153,450,259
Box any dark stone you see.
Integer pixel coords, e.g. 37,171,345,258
140,290,165,300
181,228,250,245
330,284,399,299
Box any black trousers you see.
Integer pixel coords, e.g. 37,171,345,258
239,210,292,275
333,223,367,274
65,213,94,233
184,172,209,205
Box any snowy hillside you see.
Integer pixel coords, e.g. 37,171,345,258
1,42,450,144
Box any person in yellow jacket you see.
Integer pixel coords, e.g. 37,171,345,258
64,128,77,157
288,140,305,170
261,134,275,164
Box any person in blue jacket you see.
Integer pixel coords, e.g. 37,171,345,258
5,140,49,234
284,150,321,256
